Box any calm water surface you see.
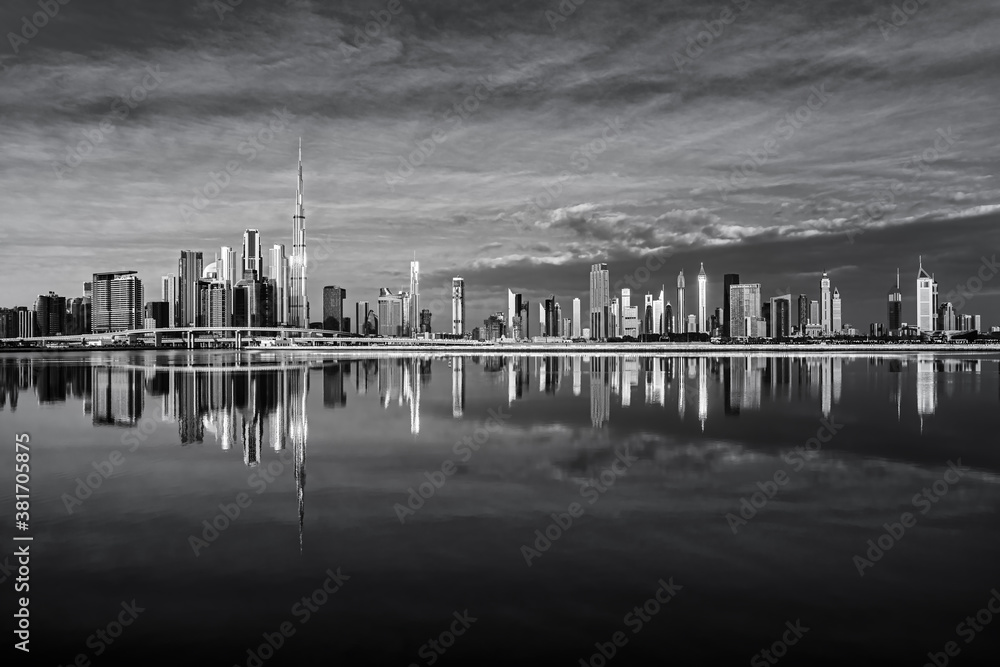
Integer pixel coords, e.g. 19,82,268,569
2,351,999,665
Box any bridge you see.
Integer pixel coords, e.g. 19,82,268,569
0,326,486,349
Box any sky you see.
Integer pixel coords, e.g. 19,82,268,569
1,0,999,330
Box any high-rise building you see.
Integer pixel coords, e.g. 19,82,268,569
289,139,308,327
451,277,465,336
729,283,762,339
203,283,231,328
917,257,938,332
653,288,665,335
33,292,66,336
178,251,203,327
697,263,707,333
323,286,347,331
410,260,420,336
937,302,956,331
797,294,809,333
621,288,639,337
356,301,371,335
269,244,289,326
572,297,581,338
888,269,902,333
82,281,92,300
769,295,792,338
242,229,263,281
589,263,610,339
664,302,673,334
713,306,724,336
161,274,178,327
821,271,831,334
17,306,34,337
419,309,432,334
144,301,170,328
220,246,238,286
832,288,842,334
677,270,686,332
810,299,820,325
92,271,143,333
378,288,404,337
723,273,739,337
232,279,263,327
544,296,556,336
538,302,545,337
609,297,620,337
507,290,523,340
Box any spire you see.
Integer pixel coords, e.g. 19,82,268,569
698,262,706,276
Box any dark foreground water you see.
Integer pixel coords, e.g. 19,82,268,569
2,351,999,666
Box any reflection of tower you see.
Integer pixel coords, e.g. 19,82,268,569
288,367,308,554
404,358,420,434
452,357,465,417
821,357,832,418
323,362,346,408
590,357,611,427
677,359,686,419
573,356,582,397
888,358,904,421
832,356,842,407
916,354,937,431
698,357,707,430
91,366,144,426
622,357,639,407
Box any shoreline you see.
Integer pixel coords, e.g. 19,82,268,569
4,342,1000,356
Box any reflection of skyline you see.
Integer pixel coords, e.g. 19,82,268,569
0,355,992,435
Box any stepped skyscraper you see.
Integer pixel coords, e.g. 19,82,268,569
289,139,308,327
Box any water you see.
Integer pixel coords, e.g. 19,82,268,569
2,351,999,665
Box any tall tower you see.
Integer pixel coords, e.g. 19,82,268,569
289,138,308,327
697,263,707,334
589,263,610,340
887,269,902,333
451,277,465,336
832,288,842,334
242,229,262,281
409,259,420,336
676,270,686,332
161,273,177,327
269,244,289,325
177,250,203,327
723,273,739,337
820,271,831,335
220,246,238,285
916,256,937,332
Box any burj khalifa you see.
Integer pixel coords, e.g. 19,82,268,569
289,138,308,327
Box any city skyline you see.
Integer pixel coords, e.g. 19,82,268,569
2,1,999,329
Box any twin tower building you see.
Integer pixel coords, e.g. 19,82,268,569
164,141,309,329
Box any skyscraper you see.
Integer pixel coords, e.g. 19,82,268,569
917,257,938,332
888,269,902,333
572,297,581,337
323,286,347,331
220,246,238,286
289,138,308,327
410,260,420,337
177,251,203,327
832,288,842,334
589,263,610,340
697,263,707,333
677,270,686,332
356,301,371,335
729,283,762,339
653,288,665,335
507,289,518,338
797,294,809,333
33,292,66,336
269,244,289,326
242,229,263,281
723,273,739,338
451,277,465,335
821,271,831,334
161,273,178,327
810,300,820,325
92,271,143,333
